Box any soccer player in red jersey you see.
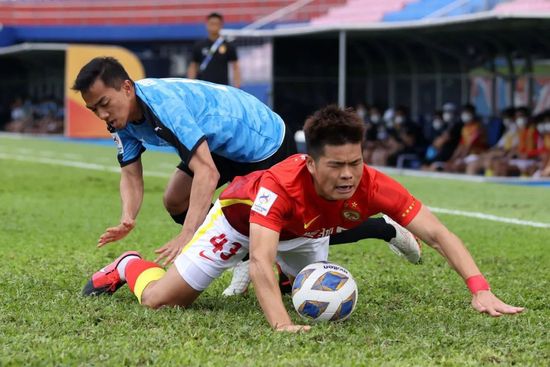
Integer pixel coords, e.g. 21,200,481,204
82,105,523,332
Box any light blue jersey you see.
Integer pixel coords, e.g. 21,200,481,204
111,78,285,166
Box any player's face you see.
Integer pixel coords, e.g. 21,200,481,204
206,17,223,37
82,79,134,130
306,143,363,201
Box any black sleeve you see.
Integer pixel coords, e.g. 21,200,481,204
226,41,238,62
192,41,204,63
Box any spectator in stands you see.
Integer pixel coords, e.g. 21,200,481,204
502,107,541,176
386,106,426,168
355,102,367,123
465,107,519,176
187,12,241,88
369,107,395,166
422,103,464,172
362,105,383,164
445,104,487,173
442,102,457,125
422,110,448,166
4,97,32,133
535,111,550,177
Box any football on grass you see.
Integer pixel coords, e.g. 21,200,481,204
291,261,358,321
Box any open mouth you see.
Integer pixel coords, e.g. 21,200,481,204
335,185,353,194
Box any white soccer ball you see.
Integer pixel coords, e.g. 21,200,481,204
291,261,358,322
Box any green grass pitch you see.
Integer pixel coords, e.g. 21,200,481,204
1,135,549,366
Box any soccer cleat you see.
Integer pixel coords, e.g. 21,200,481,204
383,215,422,264
222,259,251,296
82,251,141,296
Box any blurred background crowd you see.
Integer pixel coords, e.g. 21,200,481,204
352,103,550,177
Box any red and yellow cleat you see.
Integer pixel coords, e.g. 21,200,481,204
82,251,141,296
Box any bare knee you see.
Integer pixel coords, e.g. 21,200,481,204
140,284,168,309
163,191,188,215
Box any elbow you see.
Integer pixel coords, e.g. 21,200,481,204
249,256,268,284
196,165,220,190
424,227,453,253
208,166,220,188
249,257,261,282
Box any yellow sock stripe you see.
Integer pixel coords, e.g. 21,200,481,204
133,267,166,304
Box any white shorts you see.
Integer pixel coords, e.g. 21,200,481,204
174,200,330,291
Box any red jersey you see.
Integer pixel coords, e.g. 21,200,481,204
219,154,422,240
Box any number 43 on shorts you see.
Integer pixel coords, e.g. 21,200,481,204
209,234,242,261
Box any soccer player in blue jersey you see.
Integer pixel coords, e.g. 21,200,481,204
72,57,421,282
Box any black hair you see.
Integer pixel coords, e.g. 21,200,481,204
304,105,365,160
207,12,224,22
72,56,132,93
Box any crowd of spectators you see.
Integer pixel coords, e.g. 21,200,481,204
355,102,550,178
2,96,64,134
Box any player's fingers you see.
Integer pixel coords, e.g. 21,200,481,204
487,308,503,317
154,246,168,254
497,304,524,314
162,251,177,267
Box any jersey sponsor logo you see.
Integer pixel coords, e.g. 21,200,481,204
304,226,347,238
111,132,124,154
251,187,278,216
304,215,321,229
342,210,361,221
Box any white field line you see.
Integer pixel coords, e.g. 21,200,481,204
428,207,550,229
0,152,171,178
1,152,549,229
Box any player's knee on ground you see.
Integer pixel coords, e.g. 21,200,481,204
140,283,170,309
140,280,197,309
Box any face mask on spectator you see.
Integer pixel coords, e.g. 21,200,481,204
442,112,453,123
432,119,444,130
545,122,550,133
357,108,366,120
461,112,473,123
394,115,404,125
370,114,380,124
502,118,513,128
516,117,527,128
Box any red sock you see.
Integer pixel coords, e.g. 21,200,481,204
126,259,163,293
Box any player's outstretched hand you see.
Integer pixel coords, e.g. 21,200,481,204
154,235,187,266
471,290,524,317
275,324,311,333
97,219,135,247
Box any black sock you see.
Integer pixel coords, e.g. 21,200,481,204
329,217,396,245
169,203,214,225
170,210,188,225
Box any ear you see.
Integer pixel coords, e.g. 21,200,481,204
122,80,133,96
305,155,316,175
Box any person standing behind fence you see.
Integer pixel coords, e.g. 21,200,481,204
187,12,241,88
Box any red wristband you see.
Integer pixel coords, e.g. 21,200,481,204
466,274,490,294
